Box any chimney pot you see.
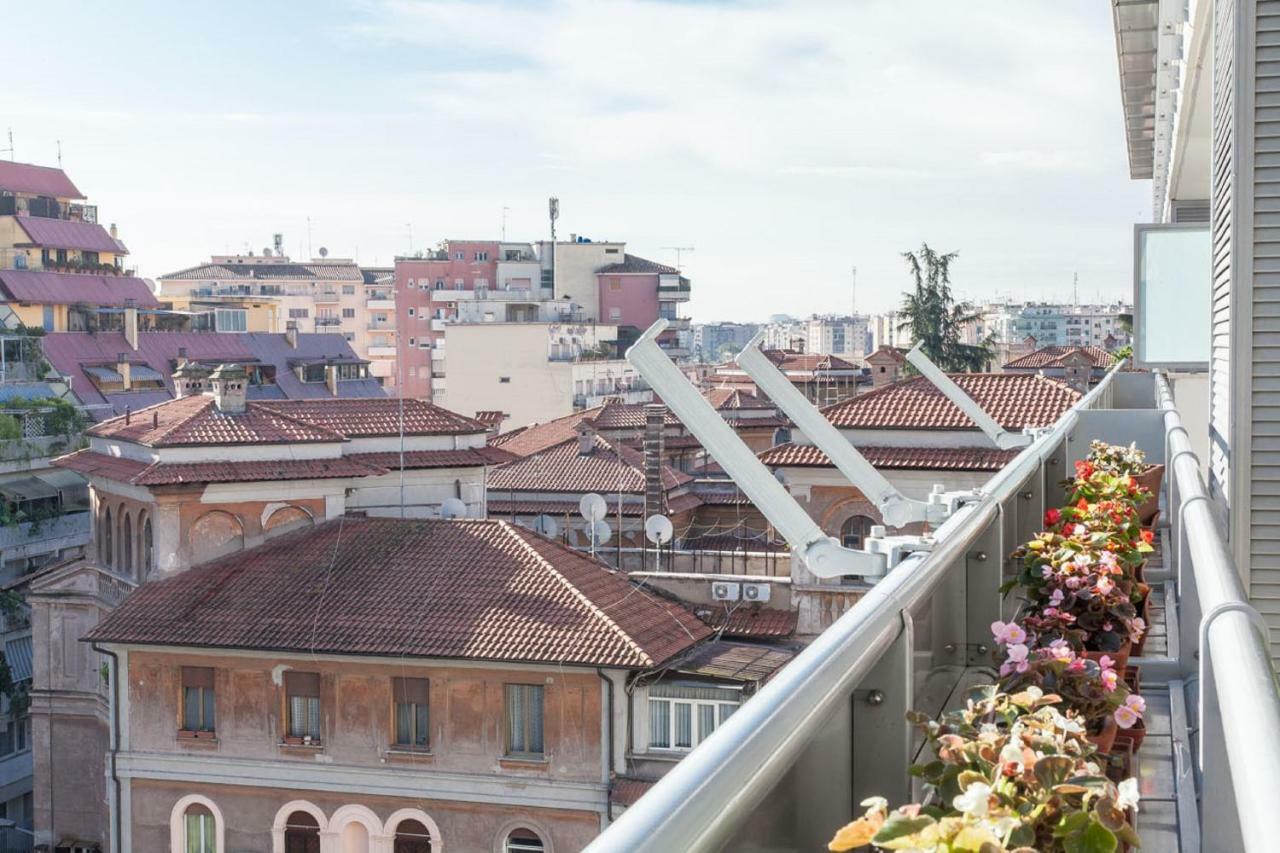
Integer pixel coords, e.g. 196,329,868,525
576,422,595,456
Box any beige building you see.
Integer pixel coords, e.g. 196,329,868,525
438,322,648,430
157,255,399,387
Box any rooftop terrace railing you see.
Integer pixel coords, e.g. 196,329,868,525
587,366,1280,852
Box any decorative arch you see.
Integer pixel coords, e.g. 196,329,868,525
386,808,443,852
101,506,114,568
329,803,383,853
839,514,876,550
263,504,315,538
169,793,226,853
121,510,134,575
492,818,554,853
817,496,883,538
141,512,154,578
190,510,244,565
270,800,329,853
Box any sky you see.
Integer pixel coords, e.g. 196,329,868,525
3,0,1151,321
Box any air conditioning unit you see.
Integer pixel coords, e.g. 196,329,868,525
742,583,771,603
711,582,741,602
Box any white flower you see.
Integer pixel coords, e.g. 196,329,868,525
1000,741,1025,767
1117,778,1141,813
860,796,888,811
992,815,1021,839
980,723,999,736
953,781,992,817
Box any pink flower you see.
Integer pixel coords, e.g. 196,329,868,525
1047,639,1075,663
1114,704,1139,729
1004,643,1030,674
1099,551,1119,572
991,621,1028,646
1068,658,1086,672
1096,576,1115,595
1049,588,1065,607
1098,655,1115,671
1065,576,1082,590
1125,694,1146,715
1041,565,1054,579
1072,553,1094,569
1101,669,1119,691
1129,618,1147,643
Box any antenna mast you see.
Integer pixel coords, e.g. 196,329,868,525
851,265,857,317
662,246,695,269
1,129,12,161
56,139,62,168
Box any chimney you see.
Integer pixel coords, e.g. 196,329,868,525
643,404,667,518
208,364,248,413
285,320,299,349
116,353,131,391
109,223,119,240
576,421,596,456
1060,350,1092,394
172,361,210,398
123,298,138,351
324,362,339,396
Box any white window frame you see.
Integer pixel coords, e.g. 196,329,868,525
646,682,741,752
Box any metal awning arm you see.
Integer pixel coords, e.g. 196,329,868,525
626,321,886,578
734,333,937,528
904,344,1031,450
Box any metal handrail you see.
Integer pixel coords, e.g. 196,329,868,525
1155,372,1280,851
586,364,1124,852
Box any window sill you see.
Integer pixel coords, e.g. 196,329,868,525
279,740,325,751
499,755,549,770
176,732,219,746
384,747,434,761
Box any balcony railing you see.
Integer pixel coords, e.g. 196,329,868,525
587,366,1280,853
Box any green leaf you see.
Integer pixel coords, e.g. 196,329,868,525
871,814,935,844
1063,818,1118,853
1035,755,1076,789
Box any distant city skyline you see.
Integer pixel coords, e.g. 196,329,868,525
3,0,1149,320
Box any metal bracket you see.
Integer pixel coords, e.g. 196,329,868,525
863,528,934,574
905,345,1032,450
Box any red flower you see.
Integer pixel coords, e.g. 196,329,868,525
1141,528,1154,544
1075,460,1094,479
1076,498,1089,511
1044,508,1061,526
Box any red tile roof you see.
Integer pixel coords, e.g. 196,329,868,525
866,346,908,365
673,640,795,682
696,606,798,639
487,407,603,457
160,259,363,282
347,447,517,470
758,443,1021,471
87,396,346,447
14,218,127,254
1002,345,1113,370
86,518,711,668
134,457,382,486
587,403,682,431
0,162,83,198
821,374,1080,431
50,450,150,482
705,387,772,410
0,270,159,306
474,410,506,429
764,350,860,373
489,436,692,494
610,778,657,807
254,398,487,437
86,396,488,448
488,499,649,518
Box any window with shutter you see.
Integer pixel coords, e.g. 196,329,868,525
284,671,322,742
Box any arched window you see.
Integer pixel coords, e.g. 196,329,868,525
283,811,320,853
122,512,133,575
394,819,433,853
184,802,216,853
102,507,113,568
771,427,792,447
142,516,154,576
505,829,546,853
840,515,874,549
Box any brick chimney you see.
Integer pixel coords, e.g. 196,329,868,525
643,404,667,518
116,353,131,391
208,364,248,413
285,320,299,349
123,298,138,351
576,421,596,455
1060,349,1093,394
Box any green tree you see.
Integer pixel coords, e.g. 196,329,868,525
897,243,994,372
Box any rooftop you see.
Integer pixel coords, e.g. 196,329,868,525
0,161,84,199
159,258,363,282
1003,344,1114,370
758,442,1021,472
488,433,691,494
13,218,127,254
596,253,680,275
0,270,158,307
87,517,711,669
821,372,1080,431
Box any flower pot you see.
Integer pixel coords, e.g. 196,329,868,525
1087,714,1119,754
1085,639,1131,673
1131,595,1152,658
1124,665,1141,693
1133,464,1164,524
1104,736,1134,784
1114,714,1147,753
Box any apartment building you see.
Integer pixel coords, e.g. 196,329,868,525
761,315,869,362
692,322,760,362
974,302,1132,350
157,253,399,386
709,349,861,407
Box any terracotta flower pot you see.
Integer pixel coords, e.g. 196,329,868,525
1133,464,1164,524
1087,714,1119,754
1114,714,1146,753
1131,595,1152,658
1124,665,1141,693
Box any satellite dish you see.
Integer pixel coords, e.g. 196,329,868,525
532,514,558,538
318,246,329,258
579,493,607,522
645,514,674,545
590,520,612,545
440,498,467,519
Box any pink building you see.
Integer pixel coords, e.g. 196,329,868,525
395,240,499,398
594,254,689,355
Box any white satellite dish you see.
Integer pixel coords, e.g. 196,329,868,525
440,498,467,519
532,514,558,538
645,514,674,545
590,520,612,545
579,493,607,522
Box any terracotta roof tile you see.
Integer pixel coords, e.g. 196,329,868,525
704,387,772,410
673,640,794,682
820,373,1079,431
488,499,647,518
54,449,386,486
87,518,711,668
159,260,363,282
490,407,604,457
347,447,517,470
764,350,860,373
255,398,487,436
696,606,798,639
587,403,682,431
489,436,691,493
758,442,1021,471
87,396,346,446
595,253,679,275
1003,345,1113,370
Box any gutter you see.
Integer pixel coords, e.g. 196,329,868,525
91,642,121,853
596,669,614,785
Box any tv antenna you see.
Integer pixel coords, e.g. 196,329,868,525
662,246,695,269
2,129,12,161
56,140,62,168
502,206,510,241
